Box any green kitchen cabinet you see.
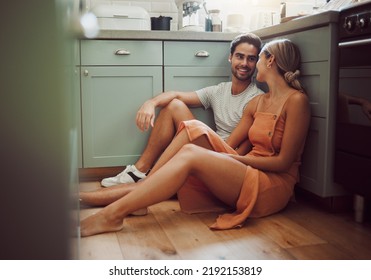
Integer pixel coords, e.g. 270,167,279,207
80,39,231,168
80,40,162,167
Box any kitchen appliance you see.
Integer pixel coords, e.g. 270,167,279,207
335,0,371,222
175,0,205,31
151,16,172,30
91,5,150,30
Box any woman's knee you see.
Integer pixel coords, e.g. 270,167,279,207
177,144,204,164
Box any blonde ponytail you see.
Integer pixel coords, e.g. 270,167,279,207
284,70,305,92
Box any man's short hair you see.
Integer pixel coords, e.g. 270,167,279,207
230,33,262,55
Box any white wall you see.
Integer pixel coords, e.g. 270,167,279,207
83,0,326,31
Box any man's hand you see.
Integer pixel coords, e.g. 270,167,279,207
136,100,156,131
360,98,371,120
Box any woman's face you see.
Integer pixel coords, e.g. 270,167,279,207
255,50,268,83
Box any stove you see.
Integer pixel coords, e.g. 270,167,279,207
339,1,371,42
335,0,371,222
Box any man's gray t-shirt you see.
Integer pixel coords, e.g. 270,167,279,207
196,81,264,141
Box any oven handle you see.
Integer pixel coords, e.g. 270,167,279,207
339,38,371,48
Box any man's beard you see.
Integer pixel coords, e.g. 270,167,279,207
231,67,254,82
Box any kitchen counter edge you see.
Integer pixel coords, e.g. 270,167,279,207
88,10,339,42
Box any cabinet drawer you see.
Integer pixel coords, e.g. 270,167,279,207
81,40,162,66
164,41,230,67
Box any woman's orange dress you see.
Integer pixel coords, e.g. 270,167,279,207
176,94,304,230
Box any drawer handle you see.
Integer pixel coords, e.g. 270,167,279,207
115,49,131,55
195,50,210,57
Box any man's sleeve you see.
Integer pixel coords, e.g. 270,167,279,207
195,84,219,110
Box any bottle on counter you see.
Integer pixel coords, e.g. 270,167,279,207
280,2,286,20
209,9,222,32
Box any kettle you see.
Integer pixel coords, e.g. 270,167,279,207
151,16,172,30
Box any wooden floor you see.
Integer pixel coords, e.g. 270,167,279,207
79,181,371,260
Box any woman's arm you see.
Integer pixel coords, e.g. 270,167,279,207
225,96,258,151
229,92,311,172
234,139,252,155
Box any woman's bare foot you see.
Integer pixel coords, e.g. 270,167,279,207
130,207,148,216
80,211,124,237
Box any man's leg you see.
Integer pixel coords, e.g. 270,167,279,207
101,99,195,186
135,99,195,173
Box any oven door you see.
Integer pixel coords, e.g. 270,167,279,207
335,40,371,198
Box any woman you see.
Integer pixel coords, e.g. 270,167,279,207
80,39,310,237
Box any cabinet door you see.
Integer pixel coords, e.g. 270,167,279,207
299,117,346,197
81,66,162,167
74,66,83,168
301,61,330,118
164,66,230,129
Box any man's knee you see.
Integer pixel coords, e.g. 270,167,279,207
167,99,188,112
160,99,194,125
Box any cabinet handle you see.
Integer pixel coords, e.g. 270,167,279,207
83,69,89,76
195,50,210,57
115,49,131,55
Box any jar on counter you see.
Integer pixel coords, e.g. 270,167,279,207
209,9,222,32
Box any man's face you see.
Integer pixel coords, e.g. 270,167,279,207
229,43,258,82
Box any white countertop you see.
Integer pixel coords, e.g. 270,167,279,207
90,10,339,41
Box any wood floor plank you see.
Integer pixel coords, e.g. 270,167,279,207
250,212,327,249
286,243,351,260
116,211,180,260
79,233,123,260
197,213,295,259
150,200,237,259
79,181,102,192
283,200,371,259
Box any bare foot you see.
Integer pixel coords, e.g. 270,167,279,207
130,208,148,216
80,211,124,237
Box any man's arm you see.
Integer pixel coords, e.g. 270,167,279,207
136,91,202,131
346,94,371,120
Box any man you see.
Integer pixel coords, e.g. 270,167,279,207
101,33,264,187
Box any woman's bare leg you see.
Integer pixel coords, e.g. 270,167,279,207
149,127,212,174
80,184,137,207
80,144,247,237
79,128,212,207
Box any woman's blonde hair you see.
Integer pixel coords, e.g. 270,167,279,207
262,39,305,93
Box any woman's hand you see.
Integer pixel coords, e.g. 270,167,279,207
136,100,156,131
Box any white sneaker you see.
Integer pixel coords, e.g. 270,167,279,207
101,165,147,187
